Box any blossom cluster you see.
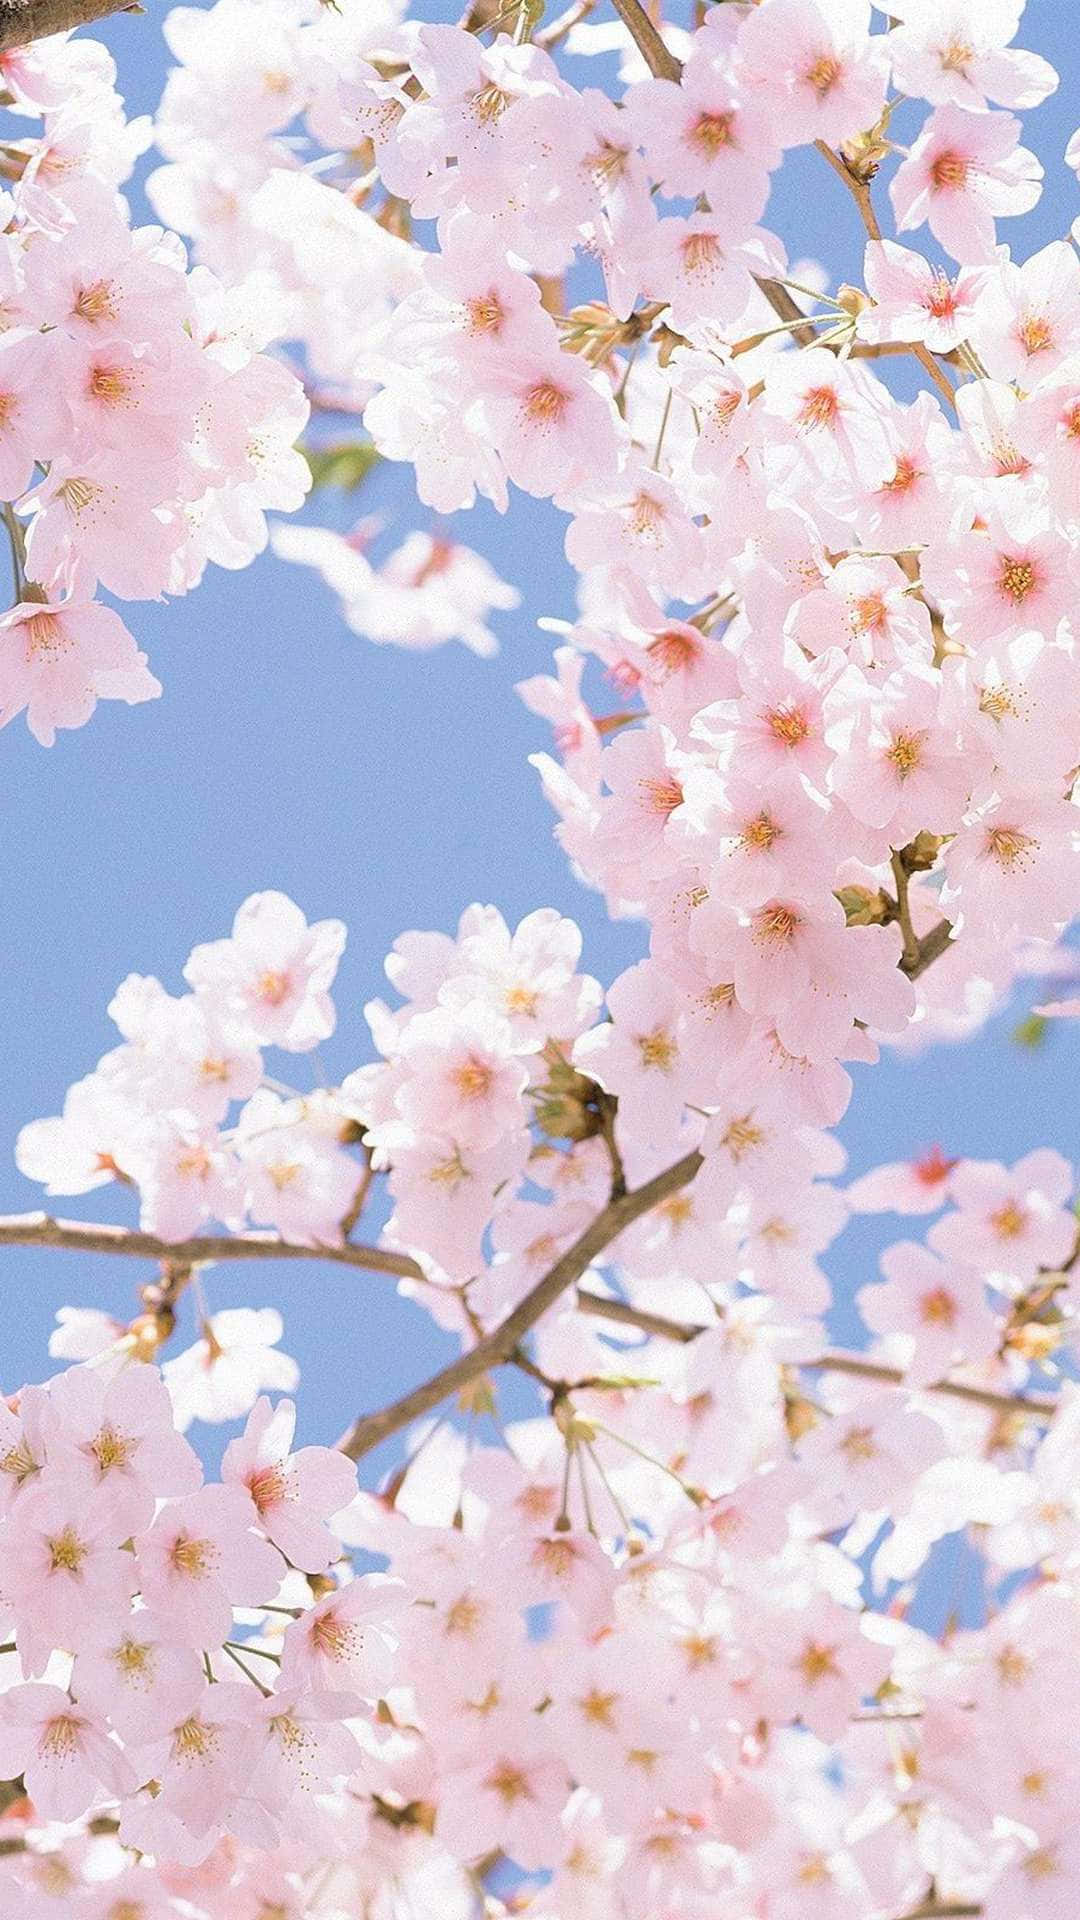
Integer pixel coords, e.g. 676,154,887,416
133,0,1080,1073
4,1276,1080,1915
271,517,522,658
0,1361,378,1872
7,893,1080,1912
17,891,362,1249
21,890,1080,1397
0,28,310,743
4,0,1080,1913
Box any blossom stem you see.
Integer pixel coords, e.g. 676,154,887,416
751,276,821,347
221,1640,273,1696
730,312,833,357
589,1418,702,1501
583,1437,632,1535
223,1639,281,1665
577,1444,600,1535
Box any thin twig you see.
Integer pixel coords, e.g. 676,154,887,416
0,1212,424,1282
536,0,596,48
574,1289,1058,1419
813,141,958,411
890,850,922,973
815,140,882,241
905,916,953,979
339,1146,375,1238
595,1088,627,1199
2,501,25,601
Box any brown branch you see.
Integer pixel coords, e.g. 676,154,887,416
574,1290,1059,1419
339,1147,375,1238
815,139,882,242
751,275,821,349
905,916,953,979
337,1149,703,1460
536,0,597,48
814,139,958,413
911,340,957,410
901,1905,981,1920
576,1286,699,1342
811,1352,1057,1419
0,1211,424,1282
890,849,922,973
0,0,140,52
607,0,682,81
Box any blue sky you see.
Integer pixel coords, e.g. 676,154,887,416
1,0,1077,1478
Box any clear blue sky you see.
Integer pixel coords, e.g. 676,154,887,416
1,0,1077,1475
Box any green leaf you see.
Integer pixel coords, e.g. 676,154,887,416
1012,1013,1048,1049
587,1375,661,1392
302,440,379,493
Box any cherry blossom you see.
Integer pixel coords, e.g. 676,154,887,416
222,1396,356,1572
890,105,1043,262
0,0,1079,1910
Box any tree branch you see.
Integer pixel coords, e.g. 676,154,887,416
905,916,953,979
890,849,922,973
574,1289,1059,1419
0,0,140,52
750,276,822,349
900,1905,981,1920
337,1149,703,1459
814,139,958,413
607,0,682,81
0,1211,425,1282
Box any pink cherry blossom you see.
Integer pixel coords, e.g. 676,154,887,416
135,1484,283,1647
1,1481,135,1676
222,1396,356,1572
738,0,889,150
888,0,1059,111
929,1150,1076,1280
857,1240,1000,1386
0,1684,134,1821
890,105,1042,263
184,891,346,1052
480,348,623,500
0,592,160,746
280,1575,404,1697
846,1146,958,1214
859,239,986,353
163,1308,299,1430
41,1360,202,1532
